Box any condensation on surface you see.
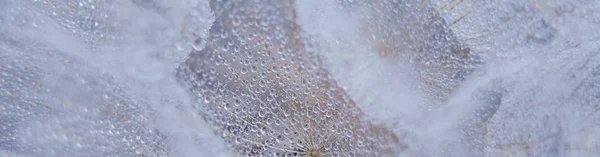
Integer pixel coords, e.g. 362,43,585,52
1,0,600,156
297,0,600,156
177,0,404,156
0,0,228,156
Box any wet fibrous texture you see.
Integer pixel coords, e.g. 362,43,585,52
3,0,600,156
177,0,405,156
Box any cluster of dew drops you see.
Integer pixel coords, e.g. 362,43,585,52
0,0,480,156
177,0,405,156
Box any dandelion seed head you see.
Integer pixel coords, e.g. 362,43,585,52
177,0,405,156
